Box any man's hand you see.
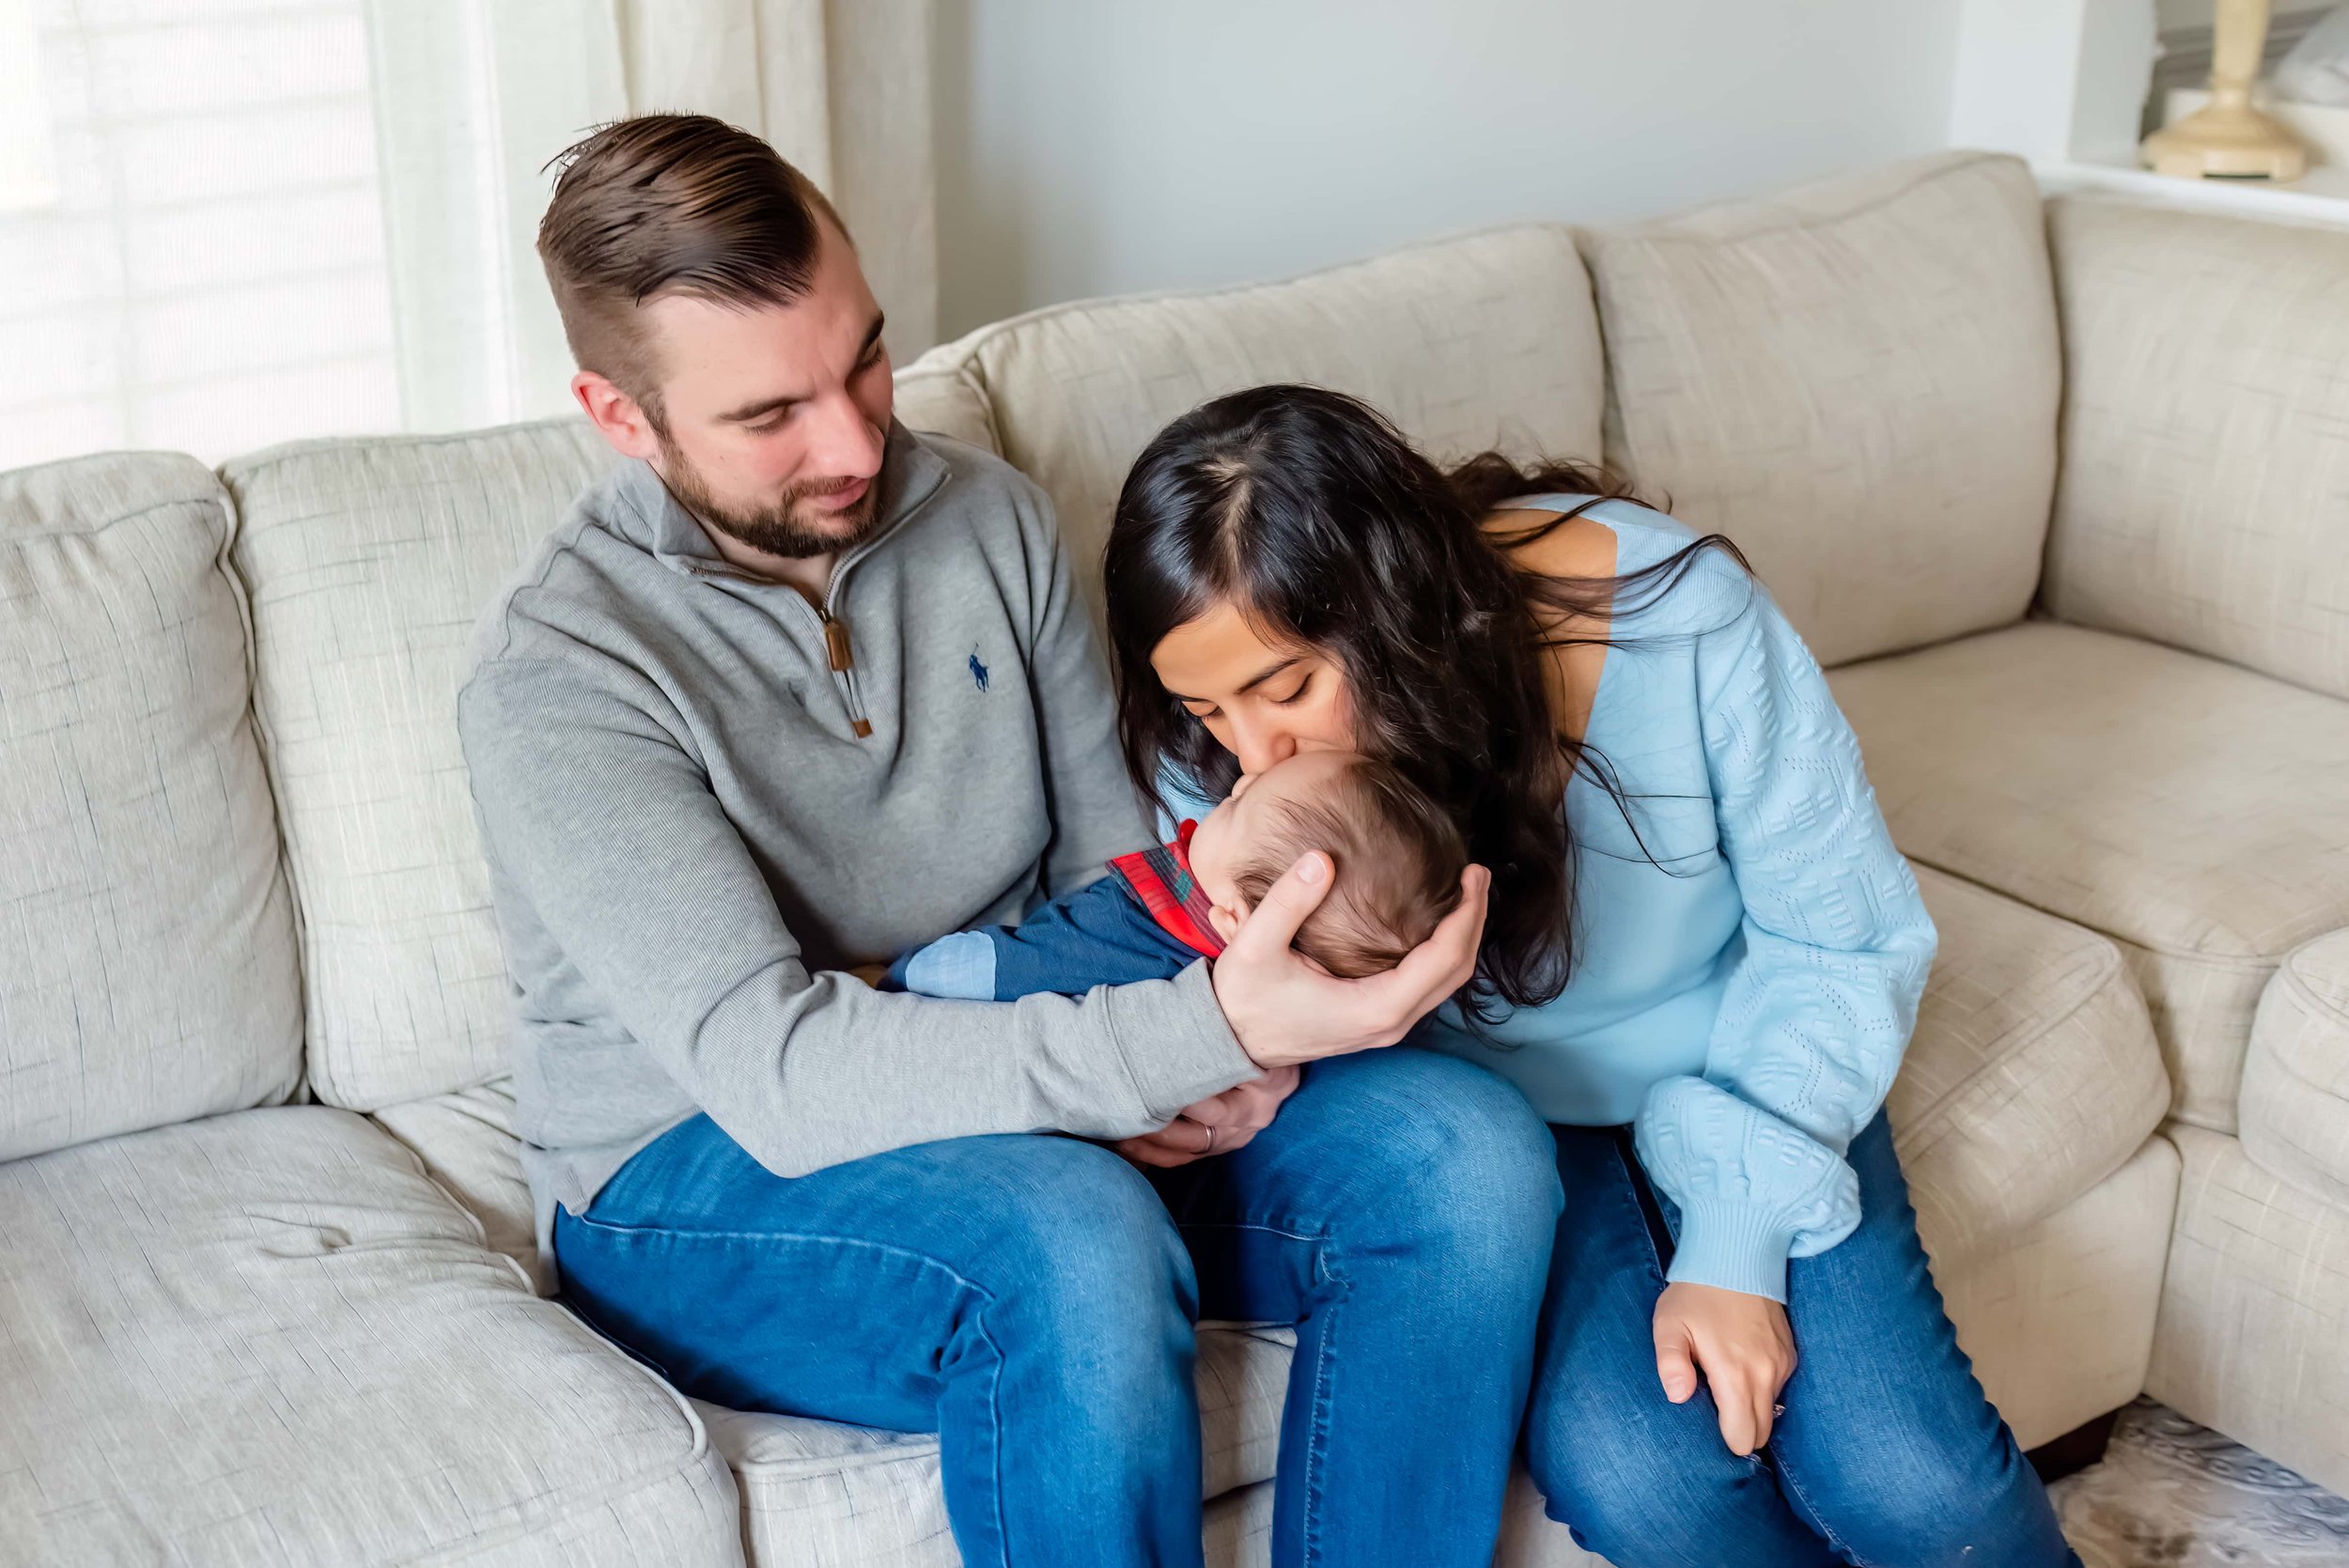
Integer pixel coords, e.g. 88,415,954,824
1110,1065,1301,1170
1212,853,1489,1070
1653,1281,1797,1456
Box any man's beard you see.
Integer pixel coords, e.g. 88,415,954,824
657,436,883,560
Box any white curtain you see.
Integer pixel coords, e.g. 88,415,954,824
363,0,938,433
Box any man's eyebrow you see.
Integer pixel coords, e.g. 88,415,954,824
1171,656,1302,705
717,311,888,425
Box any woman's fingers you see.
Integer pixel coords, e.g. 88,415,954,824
1652,1322,1700,1405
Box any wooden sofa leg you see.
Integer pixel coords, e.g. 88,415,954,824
2026,1406,2123,1483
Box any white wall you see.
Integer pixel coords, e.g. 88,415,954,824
933,0,1969,337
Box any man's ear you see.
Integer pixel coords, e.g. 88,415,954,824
573,371,663,462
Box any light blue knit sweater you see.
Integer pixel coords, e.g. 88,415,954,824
1174,497,1937,1302
1432,496,1937,1301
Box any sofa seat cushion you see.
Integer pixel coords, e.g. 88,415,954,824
2239,928,2349,1206
1890,866,2170,1265
1829,622,2349,1131
692,1326,1294,1567
0,1106,741,1567
1,453,303,1161
1585,150,2060,668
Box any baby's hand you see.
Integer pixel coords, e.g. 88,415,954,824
846,961,891,987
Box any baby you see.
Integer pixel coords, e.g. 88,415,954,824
880,749,1468,1001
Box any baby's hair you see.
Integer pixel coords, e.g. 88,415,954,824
1230,756,1468,978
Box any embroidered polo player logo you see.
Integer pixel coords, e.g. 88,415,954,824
968,647,990,692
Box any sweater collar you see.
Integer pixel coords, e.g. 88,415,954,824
615,418,951,581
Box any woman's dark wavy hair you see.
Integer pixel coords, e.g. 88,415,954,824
1103,383,1748,1022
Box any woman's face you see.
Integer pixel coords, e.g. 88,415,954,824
1150,599,1357,776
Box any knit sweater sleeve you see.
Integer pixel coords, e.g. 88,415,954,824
1629,568,1937,1302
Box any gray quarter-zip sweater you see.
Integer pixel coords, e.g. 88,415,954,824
458,421,1260,1291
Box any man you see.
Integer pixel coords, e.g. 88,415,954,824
459,115,1543,1566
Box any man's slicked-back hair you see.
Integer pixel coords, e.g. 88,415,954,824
537,113,848,427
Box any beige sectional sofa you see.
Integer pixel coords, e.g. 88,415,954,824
3,148,2341,1565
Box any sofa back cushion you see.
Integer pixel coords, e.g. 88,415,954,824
1585,151,2061,668
0,455,303,1157
941,225,1605,634
224,422,614,1110
2044,197,2349,701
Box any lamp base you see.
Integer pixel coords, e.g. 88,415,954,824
2142,99,2310,180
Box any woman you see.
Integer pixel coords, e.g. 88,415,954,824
1106,383,2079,1567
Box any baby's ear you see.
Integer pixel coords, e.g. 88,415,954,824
1207,896,1247,945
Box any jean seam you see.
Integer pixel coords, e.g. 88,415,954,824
1300,1242,1346,1568
1771,1448,1871,1568
1171,1216,1342,1564
560,1209,1020,1563
1605,1136,1672,1288
563,1208,1006,1295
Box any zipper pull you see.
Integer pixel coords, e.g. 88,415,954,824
820,613,873,738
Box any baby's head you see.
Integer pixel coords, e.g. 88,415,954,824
1185,751,1467,978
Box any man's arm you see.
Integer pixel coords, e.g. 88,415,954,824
458,653,1258,1179
1012,477,1156,893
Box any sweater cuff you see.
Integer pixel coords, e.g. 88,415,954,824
1663,1197,1799,1304
1107,960,1261,1120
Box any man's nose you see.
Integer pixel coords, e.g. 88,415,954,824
812,394,885,479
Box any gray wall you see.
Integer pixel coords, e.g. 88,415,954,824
933,0,1970,337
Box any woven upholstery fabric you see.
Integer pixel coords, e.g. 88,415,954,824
1889,867,2170,1265
1586,151,2059,669
0,1106,743,1567
941,224,1604,633
692,1327,1292,1568
1829,622,2349,1131
892,356,999,454
372,1078,547,1295
1932,1135,2178,1452
2045,196,2349,702
2238,929,2349,1205
223,421,615,1109
2152,1125,2349,1500
0,453,302,1161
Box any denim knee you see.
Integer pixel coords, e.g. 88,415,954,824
949,1139,1198,1398
1525,1407,1776,1568
1333,1048,1564,1256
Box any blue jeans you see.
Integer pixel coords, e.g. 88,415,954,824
1524,1112,2082,1568
552,1047,1563,1567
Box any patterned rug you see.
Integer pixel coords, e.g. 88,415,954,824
2049,1399,2349,1566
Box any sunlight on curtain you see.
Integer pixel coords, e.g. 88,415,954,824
364,0,939,436
0,1,936,467
0,0,400,469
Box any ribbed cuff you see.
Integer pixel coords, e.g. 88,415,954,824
1109,960,1262,1120
1663,1197,1798,1303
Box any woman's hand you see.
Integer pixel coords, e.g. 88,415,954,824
1212,852,1489,1070
1109,1065,1301,1170
1653,1281,1797,1457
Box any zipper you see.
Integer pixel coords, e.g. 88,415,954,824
680,555,875,740
817,606,872,737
